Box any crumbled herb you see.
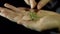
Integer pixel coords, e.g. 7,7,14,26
29,11,40,21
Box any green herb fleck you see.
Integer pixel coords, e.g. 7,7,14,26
29,12,40,21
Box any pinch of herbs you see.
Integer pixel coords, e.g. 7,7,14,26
29,12,40,21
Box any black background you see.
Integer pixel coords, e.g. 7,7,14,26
0,0,60,34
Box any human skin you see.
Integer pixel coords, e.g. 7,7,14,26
0,3,60,32
24,0,50,9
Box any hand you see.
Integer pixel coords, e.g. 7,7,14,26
0,3,60,32
24,0,50,9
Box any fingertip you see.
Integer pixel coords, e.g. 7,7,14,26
4,3,9,7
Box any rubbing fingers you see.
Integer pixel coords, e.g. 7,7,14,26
37,0,50,9
30,0,37,9
24,0,30,5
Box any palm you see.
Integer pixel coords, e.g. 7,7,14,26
0,3,60,32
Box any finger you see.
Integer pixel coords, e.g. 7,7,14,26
4,3,23,13
24,0,30,5
0,7,20,22
17,7,27,10
37,0,50,9
30,0,37,8
4,3,28,15
17,7,30,11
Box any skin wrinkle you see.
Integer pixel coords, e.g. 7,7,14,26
0,1,60,32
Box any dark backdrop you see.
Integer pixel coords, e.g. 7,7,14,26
0,0,60,34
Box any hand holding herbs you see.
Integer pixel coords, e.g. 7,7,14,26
0,3,60,32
